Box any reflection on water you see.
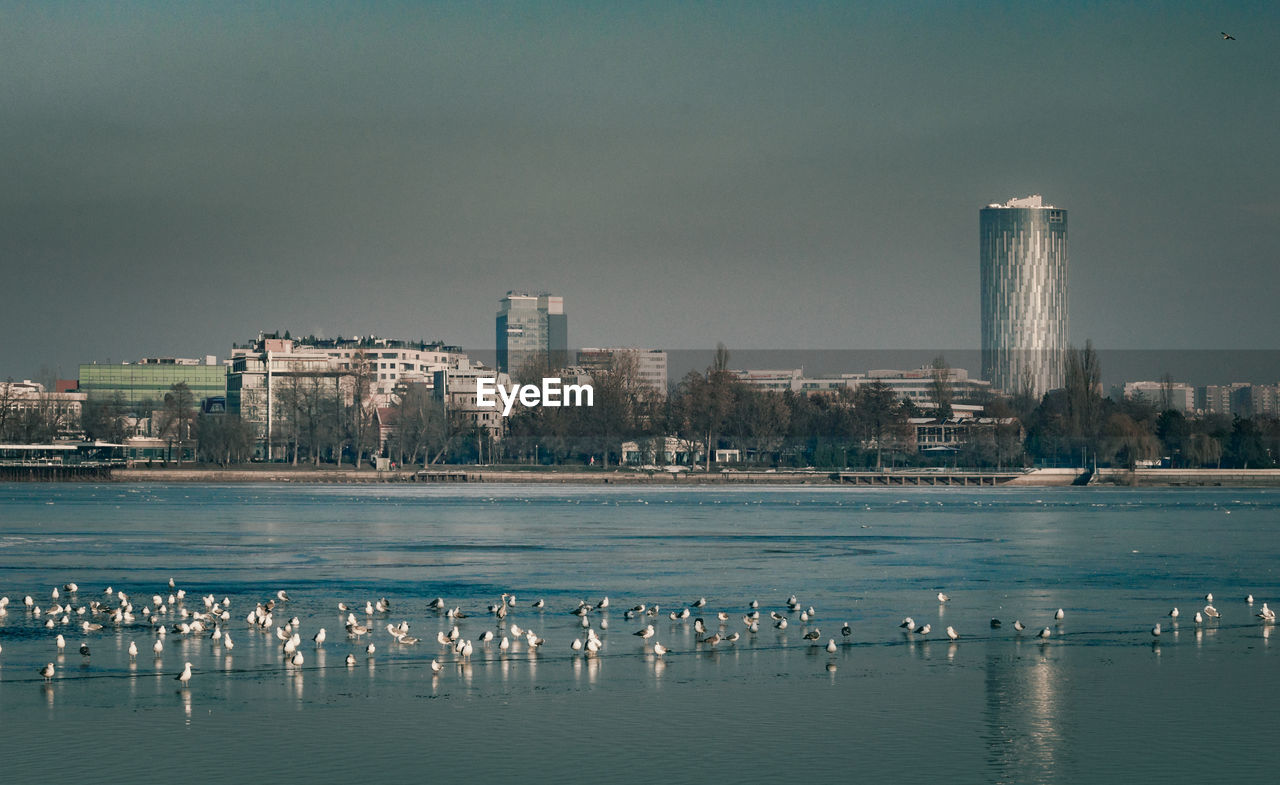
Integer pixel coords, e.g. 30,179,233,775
984,650,1064,785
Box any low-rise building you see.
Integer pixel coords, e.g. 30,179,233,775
576,348,668,396
78,357,226,410
1121,381,1195,412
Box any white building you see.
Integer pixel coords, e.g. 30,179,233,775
576,348,668,395
1122,381,1195,412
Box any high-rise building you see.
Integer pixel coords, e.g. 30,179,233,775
980,195,1068,397
496,292,567,373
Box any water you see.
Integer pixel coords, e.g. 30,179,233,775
0,484,1276,784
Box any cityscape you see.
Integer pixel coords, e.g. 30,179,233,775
2,196,1277,474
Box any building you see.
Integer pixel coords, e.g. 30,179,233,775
227,338,348,459
291,336,466,400
576,348,668,395
78,357,226,410
1197,383,1249,416
432,364,507,441
0,380,87,439
496,292,567,374
1122,381,1195,412
732,367,992,411
980,195,1069,397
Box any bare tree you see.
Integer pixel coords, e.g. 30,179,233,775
157,382,197,465
930,355,954,419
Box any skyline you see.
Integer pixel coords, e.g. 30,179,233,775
3,2,1278,380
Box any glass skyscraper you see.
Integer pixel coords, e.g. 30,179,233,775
980,195,1068,398
496,292,568,374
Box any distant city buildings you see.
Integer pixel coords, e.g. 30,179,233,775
1121,381,1196,412
496,292,567,374
576,348,668,395
980,195,1068,397
732,366,992,413
1114,379,1280,418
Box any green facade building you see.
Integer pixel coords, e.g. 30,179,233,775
78,360,227,410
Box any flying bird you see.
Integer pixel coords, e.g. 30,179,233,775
1221,32,1235,40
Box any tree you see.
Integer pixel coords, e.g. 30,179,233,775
852,381,909,469
82,393,131,444
930,355,954,419
346,351,377,468
1063,340,1103,465
1101,412,1160,469
389,384,449,465
196,414,255,465
157,382,197,465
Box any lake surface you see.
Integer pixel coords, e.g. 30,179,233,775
0,484,1276,784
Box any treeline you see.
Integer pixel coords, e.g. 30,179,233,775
54,342,1280,470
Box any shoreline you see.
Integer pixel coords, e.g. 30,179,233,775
7,465,1280,487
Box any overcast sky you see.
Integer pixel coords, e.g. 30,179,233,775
2,1,1277,380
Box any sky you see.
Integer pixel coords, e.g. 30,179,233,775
2,0,1277,381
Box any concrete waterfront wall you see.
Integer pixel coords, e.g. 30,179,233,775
32,466,1280,487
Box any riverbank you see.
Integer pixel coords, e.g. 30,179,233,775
6,465,1280,486
25,465,1276,486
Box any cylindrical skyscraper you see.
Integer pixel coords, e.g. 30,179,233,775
980,195,1068,398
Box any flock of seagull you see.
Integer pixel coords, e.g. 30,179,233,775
1,581,1276,688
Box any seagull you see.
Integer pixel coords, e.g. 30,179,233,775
899,617,915,629
841,622,852,637
803,629,822,642
1013,620,1026,631
1258,603,1276,622
937,592,950,603
79,643,90,657
914,623,931,635
826,639,837,653
56,634,65,651
128,641,138,658
653,642,667,656
693,597,707,608
176,662,192,684
1054,608,1065,621
699,633,721,646
1204,605,1220,618
431,659,443,673
1222,32,1235,40
946,626,959,641
41,663,55,680
153,638,164,655
1205,593,1214,603
634,624,655,639
1169,608,1179,619
1194,611,1203,624
366,643,376,655
291,651,304,666
532,598,544,609
345,653,356,666
990,618,1002,629
571,638,583,651
1037,627,1051,639
1247,594,1255,604
313,628,326,645
1151,623,1162,637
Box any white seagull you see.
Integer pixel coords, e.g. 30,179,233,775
176,662,192,684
